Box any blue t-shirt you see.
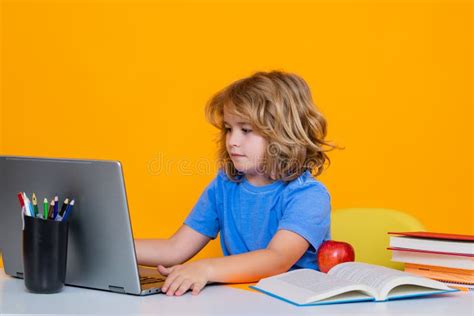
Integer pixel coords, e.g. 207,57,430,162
184,169,331,271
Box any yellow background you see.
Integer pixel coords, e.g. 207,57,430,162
0,0,472,267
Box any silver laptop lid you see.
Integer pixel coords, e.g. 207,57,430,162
0,156,143,294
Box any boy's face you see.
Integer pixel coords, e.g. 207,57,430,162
223,107,268,176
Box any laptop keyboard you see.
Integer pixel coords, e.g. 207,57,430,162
140,276,165,285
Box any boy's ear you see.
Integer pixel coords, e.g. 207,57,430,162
269,170,277,181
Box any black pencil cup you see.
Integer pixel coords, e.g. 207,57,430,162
22,215,69,293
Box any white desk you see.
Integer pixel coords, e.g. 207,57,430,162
1,270,473,315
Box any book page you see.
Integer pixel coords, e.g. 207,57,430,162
329,262,452,300
255,269,375,305
385,284,450,299
276,269,358,293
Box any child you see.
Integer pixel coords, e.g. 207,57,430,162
135,70,336,296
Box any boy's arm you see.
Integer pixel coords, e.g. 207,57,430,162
134,224,211,267
207,229,309,282
159,229,310,295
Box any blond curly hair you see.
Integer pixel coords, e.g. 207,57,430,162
205,70,337,182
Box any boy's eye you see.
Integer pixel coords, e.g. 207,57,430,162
223,126,252,134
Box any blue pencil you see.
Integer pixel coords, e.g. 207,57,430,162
53,196,59,219
22,192,34,217
60,200,75,221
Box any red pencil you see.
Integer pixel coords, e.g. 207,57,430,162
17,192,25,208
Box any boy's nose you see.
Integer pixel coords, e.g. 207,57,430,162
228,132,241,147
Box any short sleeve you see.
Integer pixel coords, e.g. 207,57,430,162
278,183,331,251
184,176,220,239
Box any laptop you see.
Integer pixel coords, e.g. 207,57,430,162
0,156,165,295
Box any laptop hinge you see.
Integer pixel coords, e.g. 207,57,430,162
108,285,126,293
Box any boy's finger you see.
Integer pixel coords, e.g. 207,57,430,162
175,279,193,296
157,265,170,275
192,282,205,295
161,272,180,292
166,276,184,296
159,264,181,276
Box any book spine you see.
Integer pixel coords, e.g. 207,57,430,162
388,247,474,257
405,263,474,276
440,282,474,291
390,237,474,255
404,265,474,283
390,249,474,270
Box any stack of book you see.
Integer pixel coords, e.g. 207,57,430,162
387,231,474,290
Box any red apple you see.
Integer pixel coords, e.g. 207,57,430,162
317,240,355,273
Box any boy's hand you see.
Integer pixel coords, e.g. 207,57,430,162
158,260,212,296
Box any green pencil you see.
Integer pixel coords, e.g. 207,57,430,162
43,198,48,219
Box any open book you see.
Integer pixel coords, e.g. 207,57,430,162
250,262,458,306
